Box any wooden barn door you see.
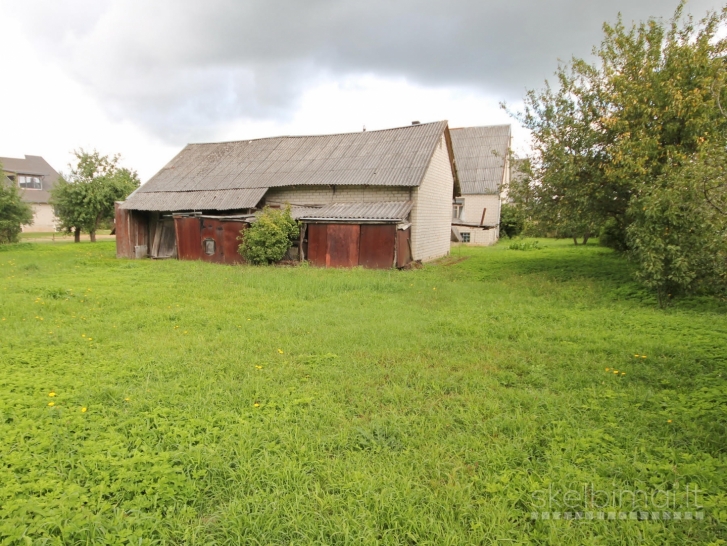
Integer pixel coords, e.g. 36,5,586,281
359,224,395,269
326,224,360,267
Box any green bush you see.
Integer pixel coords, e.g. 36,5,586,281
0,181,33,244
508,239,541,251
238,206,299,264
499,203,525,238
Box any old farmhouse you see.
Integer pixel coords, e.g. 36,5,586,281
116,121,460,268
449,125,511,246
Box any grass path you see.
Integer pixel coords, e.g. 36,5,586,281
0,240,725,544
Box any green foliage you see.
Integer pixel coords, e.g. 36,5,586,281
499,203,525,238
507,238,541,251
627,149,727,306
238,205,299,264
51,149,139,241
0,167,33,244
0,240,725,543
507,3,727,294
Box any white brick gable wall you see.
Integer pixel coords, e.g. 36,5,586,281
461,194,501,227
410,134,455,262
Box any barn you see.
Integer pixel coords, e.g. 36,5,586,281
116,121,460,268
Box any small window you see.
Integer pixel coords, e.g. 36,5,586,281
452,198,464,219
18,175,42,190
203,238,216,255
461,232,470,243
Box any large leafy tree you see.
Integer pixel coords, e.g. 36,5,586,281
51,150,139,242
0,164,34,244
508,3,727,300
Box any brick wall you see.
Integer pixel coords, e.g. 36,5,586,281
410,134,455,262
461,194,501,227
264,185,412,206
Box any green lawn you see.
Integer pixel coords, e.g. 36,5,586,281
0,240,725,544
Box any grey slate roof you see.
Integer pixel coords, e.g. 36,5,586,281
119,188,266,211
122,121,450,212
292,201,412,222
450,125,510,195
0,155,60,204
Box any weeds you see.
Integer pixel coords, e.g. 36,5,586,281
0,240,725,544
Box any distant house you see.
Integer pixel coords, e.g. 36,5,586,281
116,121,460,268
0,155,60,232
449,125,511,245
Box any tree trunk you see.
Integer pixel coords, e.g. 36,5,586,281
90,230,96,243
583,232,590,245
74,228,81,243
572,237,578,245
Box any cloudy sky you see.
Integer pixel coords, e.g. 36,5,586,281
0,0,721,180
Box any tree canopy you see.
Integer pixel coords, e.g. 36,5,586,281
507,3,727,302
51,150,139,242
0,165,34,244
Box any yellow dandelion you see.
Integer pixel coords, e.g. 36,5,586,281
88,338,92,341
124,397,130,402
634,354,639,357
621,372,626,376
641,355,647,359
184,331,188,334
81,407,87,413
48,392,56,397
667,419,672,423
613,370,619,374
255,365,263,369
433,287,436,290
254,403,260,407
82,334,86,337
278,349,284,354
606,368,610,371
48,401,55,407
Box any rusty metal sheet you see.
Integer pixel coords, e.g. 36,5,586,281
221,221,245,264
307,223,327,267
201,218,225,264
326,224,360,268
397,229,412,268
359,224,395,269
175,216,203,261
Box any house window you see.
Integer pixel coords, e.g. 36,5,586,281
453,198,464,219
203,238,216,255
18,175,42,190
461,232,470,243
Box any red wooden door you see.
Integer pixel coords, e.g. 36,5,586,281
359,224,395,269
326,224,360,268
307,224,328,267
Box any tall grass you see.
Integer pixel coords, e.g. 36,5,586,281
0,240,725,544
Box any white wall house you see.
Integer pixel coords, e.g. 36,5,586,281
1,155,60,232
449,125,511,246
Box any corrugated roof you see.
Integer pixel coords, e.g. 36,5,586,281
0,155,60,204
121,188,266,211
450,125,510,195
137,121,448,196
292,201,412,222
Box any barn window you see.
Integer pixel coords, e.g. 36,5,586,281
461,232,470,243
203,238,216,255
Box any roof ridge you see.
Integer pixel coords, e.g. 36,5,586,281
186,120,448,147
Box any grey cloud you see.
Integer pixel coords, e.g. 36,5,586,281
6,0,722,142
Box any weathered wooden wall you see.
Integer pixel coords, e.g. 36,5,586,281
115,203,148,259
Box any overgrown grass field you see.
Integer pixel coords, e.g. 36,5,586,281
0,240,725,544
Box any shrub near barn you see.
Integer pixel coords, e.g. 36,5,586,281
238,206,300,264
